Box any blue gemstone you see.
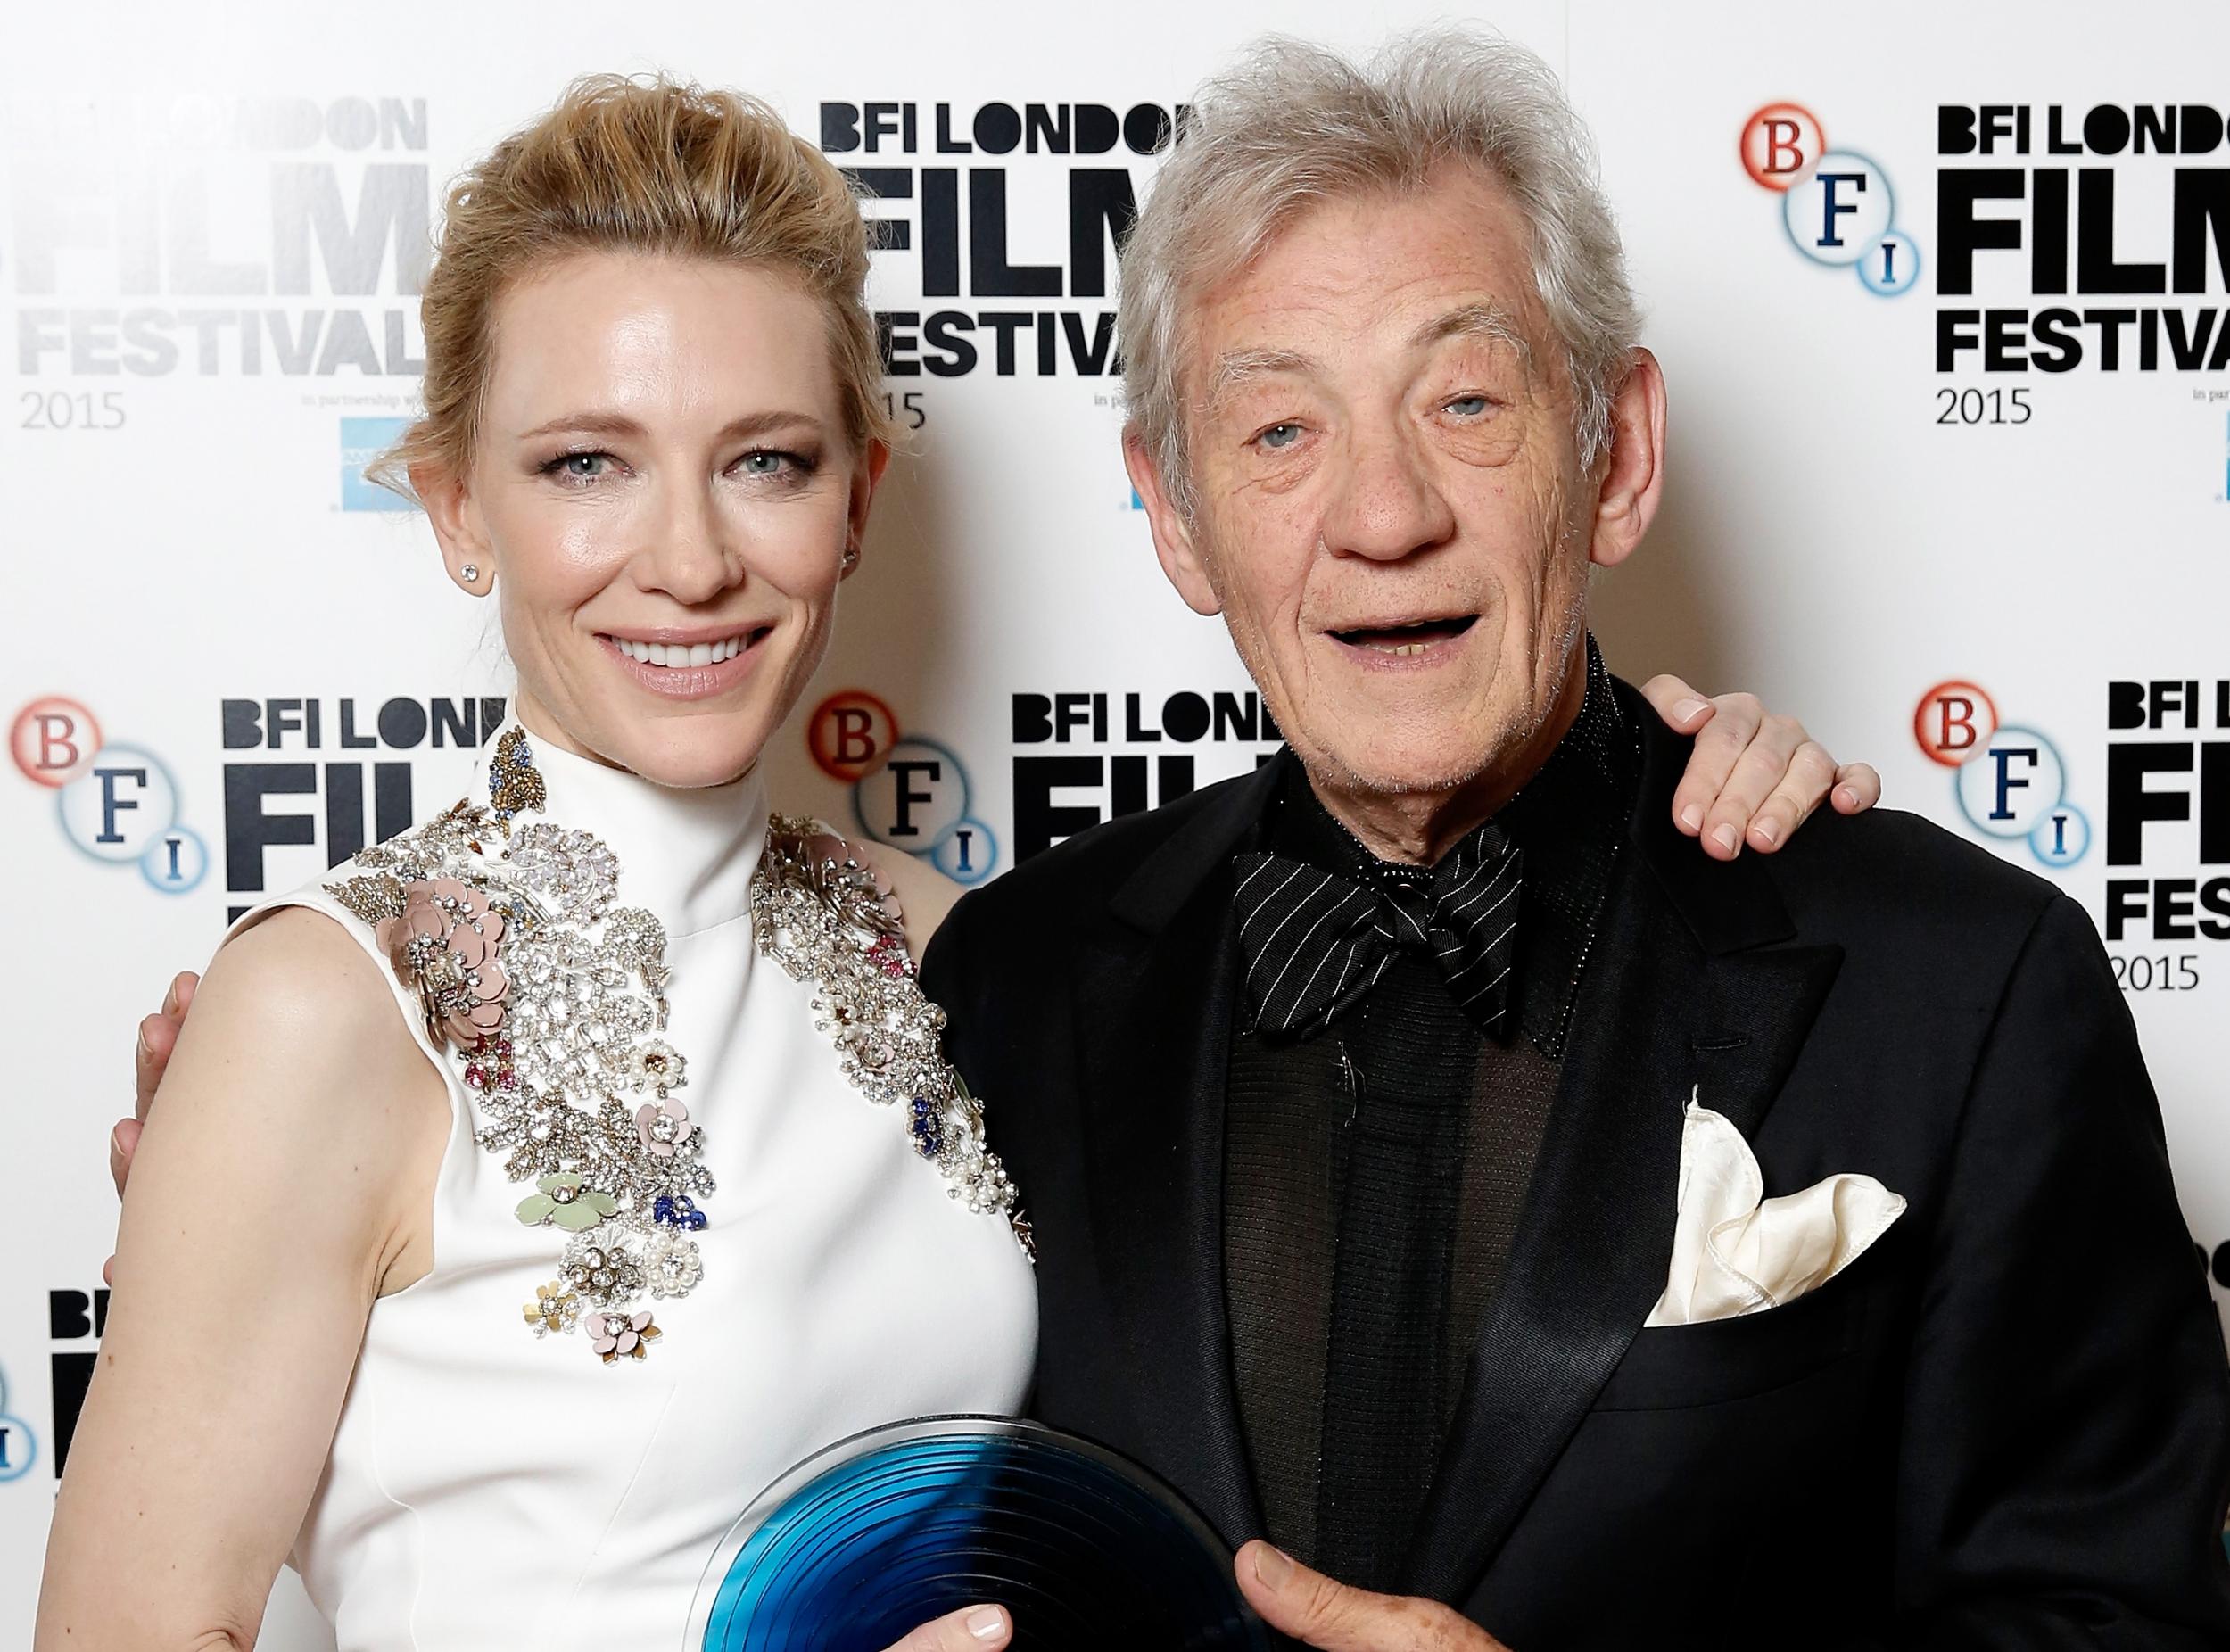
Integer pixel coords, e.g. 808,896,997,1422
688,1211,707,1230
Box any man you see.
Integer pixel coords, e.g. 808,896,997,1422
115,28,2230,1652
913,28,2230,1652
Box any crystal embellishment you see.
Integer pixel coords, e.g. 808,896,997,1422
328,732,706,1366
749,816,1032,1258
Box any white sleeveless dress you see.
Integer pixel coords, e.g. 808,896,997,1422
231,723,1037,1650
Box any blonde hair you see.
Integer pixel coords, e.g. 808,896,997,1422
371,74,891,497
1120,29,1639,516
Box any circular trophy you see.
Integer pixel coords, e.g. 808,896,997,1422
687,1416,1271,1650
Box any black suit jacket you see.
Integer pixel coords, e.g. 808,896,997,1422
921,680,2230,1649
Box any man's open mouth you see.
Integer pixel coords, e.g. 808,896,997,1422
1327,614,1480,657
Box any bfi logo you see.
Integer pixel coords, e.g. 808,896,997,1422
11,696,210,895
807,690,999,884
1742,102,1921,297
1916,680,2090,868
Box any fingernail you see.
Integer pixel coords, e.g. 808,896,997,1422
1751,819,1780,847
1679,804,1703,832
1835,784,1858,810
1672,698,1708,723
136,1024,150,1056
111,1123,127,1155
966,1607,1007,1640
1712,824,1739,855
1253,1544,1294,1587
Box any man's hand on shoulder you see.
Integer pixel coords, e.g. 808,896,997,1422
1236,1542,1516,1651
1643,673,1881,860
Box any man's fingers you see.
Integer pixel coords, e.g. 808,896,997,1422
1834,761,1882,814
1235,1540,1493,1651
1639,672,1714,734
1670,691,1762,847
877,1606,1010,1652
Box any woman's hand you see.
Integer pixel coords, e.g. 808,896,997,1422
1642,674,1879,860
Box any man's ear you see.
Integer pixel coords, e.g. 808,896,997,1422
413,459,495,594
1589,347,1667,571
1123,428,1222,617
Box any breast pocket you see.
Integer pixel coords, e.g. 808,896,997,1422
1590,1261,1870,1412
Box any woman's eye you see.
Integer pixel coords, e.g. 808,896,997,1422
1445,395,1491,417
731,449,814,481
1255,423,1303,452
541,451,613,483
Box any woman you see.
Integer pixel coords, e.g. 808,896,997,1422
39,76,1875,1650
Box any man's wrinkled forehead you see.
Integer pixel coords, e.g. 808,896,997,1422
1202,301,1534,412
1177,169,1557,412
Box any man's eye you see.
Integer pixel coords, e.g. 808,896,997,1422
1445,395,1491,417
1255,423,1303,451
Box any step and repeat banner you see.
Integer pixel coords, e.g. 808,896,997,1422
4,0,2226,1641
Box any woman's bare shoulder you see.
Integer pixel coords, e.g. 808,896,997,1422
171,904,450,1211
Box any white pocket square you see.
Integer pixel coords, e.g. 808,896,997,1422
1645,1093,1906,1328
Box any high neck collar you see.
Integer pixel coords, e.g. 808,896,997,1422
472,720,770,940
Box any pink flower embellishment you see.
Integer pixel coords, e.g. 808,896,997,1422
586,1309,660,1364
376,877,510,1051
637,1095,695,1159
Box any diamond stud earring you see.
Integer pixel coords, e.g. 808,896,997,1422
460,563,480,583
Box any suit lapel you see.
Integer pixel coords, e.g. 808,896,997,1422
1402,702,1843,1601
1070,759,1284,1545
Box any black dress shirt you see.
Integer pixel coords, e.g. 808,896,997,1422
1224,639,1640,1587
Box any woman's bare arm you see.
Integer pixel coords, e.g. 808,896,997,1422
37,910,448,1650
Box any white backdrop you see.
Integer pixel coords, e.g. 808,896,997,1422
6,2,2228,1643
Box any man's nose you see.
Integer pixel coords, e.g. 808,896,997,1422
1322,425,1457,562
640,479,741,603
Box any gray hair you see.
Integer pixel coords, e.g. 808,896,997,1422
1119,29,1640,516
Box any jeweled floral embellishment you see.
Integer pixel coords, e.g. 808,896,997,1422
586,1309,660,1364
643,1231,704,1297
627,1040,686,1094
324,728,716,1367
653,1194,708,1232
637,1096,695,1160
561,1234,648,1309
750,815,1032,1259
486,726,546,828
516,1171,616,1233
377,878,510,1050
523,1283,580,1336
508,823,620,926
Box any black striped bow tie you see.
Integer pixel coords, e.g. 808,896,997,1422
1231,823,1523,1038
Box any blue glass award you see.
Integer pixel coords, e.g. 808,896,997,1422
689,1417,1272,1650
